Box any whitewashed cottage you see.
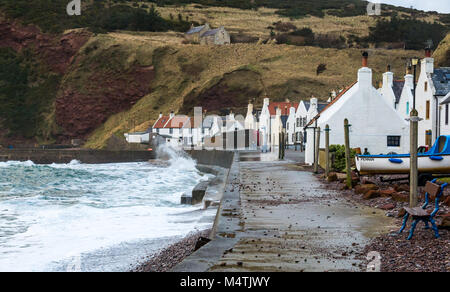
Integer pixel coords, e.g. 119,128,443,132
259,98,271,152
413,49,450,147
304,52,410,164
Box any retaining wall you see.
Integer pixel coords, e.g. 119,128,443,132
0,149,155,164
186,150,234,169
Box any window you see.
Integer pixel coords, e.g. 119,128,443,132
426,100,430,119
446,104,449,125
406,102,409,115
387,136,401,147
424,82,428,92
170,128,173,134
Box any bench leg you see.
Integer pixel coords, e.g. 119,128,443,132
399,213,409,234
407,219,419,240
430,218,440,239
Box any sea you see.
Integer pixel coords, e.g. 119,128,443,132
0,147,216,271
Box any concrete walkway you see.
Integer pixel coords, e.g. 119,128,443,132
174,150,395,272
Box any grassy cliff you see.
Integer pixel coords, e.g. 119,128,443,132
81,32,421,148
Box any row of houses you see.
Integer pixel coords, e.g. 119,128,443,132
125,49,449,164
304,50,450,164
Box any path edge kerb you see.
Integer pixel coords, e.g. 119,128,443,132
172,152,241,272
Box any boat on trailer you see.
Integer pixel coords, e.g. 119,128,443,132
356,135,450,175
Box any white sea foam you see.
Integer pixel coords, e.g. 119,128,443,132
0,148,214,271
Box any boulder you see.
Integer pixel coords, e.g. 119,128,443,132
394,184,410,192
327,172,338,182
336,173,347,182
362,178,377,185
392,192,409,202
379,188,396,197
355,184,378,194
444,196,450,207
363,190,381,200
379,203,396,210
436,213,450,228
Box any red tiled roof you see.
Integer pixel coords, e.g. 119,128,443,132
153,116,170,129
164,116,190,129
305,82,357,128
268,102,299,116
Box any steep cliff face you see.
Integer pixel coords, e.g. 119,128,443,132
0,19,91,74
0,19,155,144
55,64,155,138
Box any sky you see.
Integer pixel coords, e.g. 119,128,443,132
373,0,450,13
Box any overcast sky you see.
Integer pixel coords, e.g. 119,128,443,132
372,0,450,13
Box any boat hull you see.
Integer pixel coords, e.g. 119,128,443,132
356,155,450,175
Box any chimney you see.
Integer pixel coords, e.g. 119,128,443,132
247,102,254,115
405,64,414,88
310,97,318,112
276,107,281,117
362,51,369,68
159,112,163,119
358,52,372,87
382,65,394,88
263,97,270,106
421,49,434,74
170,111,175,119
285,98,290,103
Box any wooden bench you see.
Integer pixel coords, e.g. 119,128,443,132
398,180,447,240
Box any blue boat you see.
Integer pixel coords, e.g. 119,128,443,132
356,135,450,175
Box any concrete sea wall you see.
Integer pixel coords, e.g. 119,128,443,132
0,149,156,164
186,150,234,169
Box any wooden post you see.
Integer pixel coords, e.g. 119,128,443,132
410,109,419,207
325,124,330,178
282,131,285,159
278,132,282,160
344,119,352,188
314,127,320,173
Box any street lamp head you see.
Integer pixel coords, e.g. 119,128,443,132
411,58,419,66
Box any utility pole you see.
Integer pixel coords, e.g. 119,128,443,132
344,119,352,188
314,127,320,174
325,124,330,178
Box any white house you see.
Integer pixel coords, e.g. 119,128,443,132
304,52,410,165
245,102,258,130
413,49,450,147
124,132,150,144
286,107,297,146
259,98,271,152
394,69,414,121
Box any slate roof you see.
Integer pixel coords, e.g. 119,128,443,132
432,68,450,96
317,103,328,113
305,82,357,128
202,28,220,37
303,101,310,111
392,80,405,104
186,25,206,35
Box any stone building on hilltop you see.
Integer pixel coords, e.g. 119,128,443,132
185,23,230,45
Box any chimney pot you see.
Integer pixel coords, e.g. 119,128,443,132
362,51,369,67
425,48,432,58
387,64,391,72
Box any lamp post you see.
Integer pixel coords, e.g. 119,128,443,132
409,57,420,207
